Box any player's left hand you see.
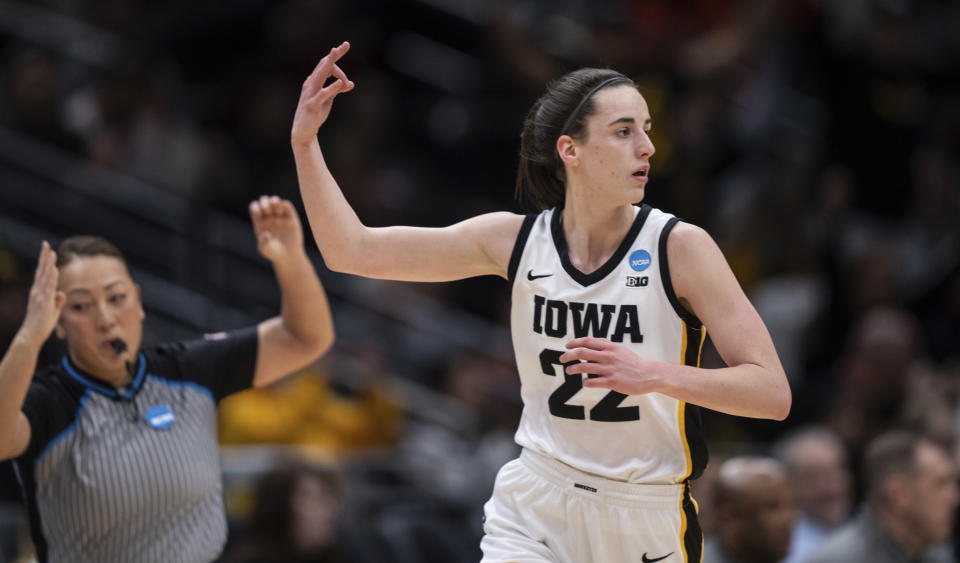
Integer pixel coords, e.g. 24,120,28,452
249,195,305,264
560,337,664,395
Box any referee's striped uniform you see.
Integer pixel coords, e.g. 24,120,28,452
14,327,258,563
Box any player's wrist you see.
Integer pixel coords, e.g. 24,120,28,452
290,132,318,151
637,360,673,395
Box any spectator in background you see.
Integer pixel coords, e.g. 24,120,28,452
3,49,83,154
774,426,853,563
900,361,959,451
823,306,922,456
703,455,795,563
803,431,958,563
222,463,354,563
66,59,206,199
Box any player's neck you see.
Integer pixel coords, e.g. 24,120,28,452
560,201,634,273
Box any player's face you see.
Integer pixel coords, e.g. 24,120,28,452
56,255,144,382
575,86,655,205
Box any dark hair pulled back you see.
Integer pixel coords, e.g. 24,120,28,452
56,235,131,275
515,68,635,210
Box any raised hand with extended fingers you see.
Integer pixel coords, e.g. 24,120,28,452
249,195,306,265
21,241,66,345
291,41,355,146
0,241,65,461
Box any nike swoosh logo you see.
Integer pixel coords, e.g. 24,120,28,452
641,552,673,563
527,270,553,281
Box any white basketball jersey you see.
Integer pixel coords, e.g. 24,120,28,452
508,204,708,484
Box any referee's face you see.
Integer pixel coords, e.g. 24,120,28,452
56,255,145,385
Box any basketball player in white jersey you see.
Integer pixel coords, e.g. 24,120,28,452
291,42,791,563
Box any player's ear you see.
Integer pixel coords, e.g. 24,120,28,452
557,134,579,167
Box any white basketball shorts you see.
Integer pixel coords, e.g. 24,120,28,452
480,448,702,563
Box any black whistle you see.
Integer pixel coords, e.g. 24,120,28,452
109,339,128,355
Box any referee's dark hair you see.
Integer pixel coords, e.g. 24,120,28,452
55,235,131,275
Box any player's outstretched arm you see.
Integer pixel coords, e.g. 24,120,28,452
0,242,64,460
562,223,791,421
291,42,523,282
249,196,335,387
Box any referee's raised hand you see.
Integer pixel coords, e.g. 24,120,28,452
249,195,306,266
19,241,65,345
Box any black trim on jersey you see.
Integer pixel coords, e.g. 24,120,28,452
551,204,652,287
658,217,702,327
682,322,709,482
507,213,539,284
682,482,704,563
683,324,704,368
685,404,708,482
665,218,708,482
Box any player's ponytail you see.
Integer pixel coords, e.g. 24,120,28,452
515,68,635,211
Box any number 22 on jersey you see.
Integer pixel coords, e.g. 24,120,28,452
540,349,640,422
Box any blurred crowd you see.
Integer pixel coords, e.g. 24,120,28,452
0,0,959,561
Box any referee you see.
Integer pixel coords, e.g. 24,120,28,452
0,196,335,562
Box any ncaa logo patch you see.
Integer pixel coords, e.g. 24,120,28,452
145,406,175,430
629,249,652,272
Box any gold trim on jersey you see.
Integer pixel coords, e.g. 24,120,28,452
677,321,705,481
677,321,706,562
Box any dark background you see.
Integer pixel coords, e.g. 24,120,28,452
0,0,958,561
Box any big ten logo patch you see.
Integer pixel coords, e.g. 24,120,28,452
626,276,649,287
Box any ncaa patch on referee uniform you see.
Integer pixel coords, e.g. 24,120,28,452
146,406,175,430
